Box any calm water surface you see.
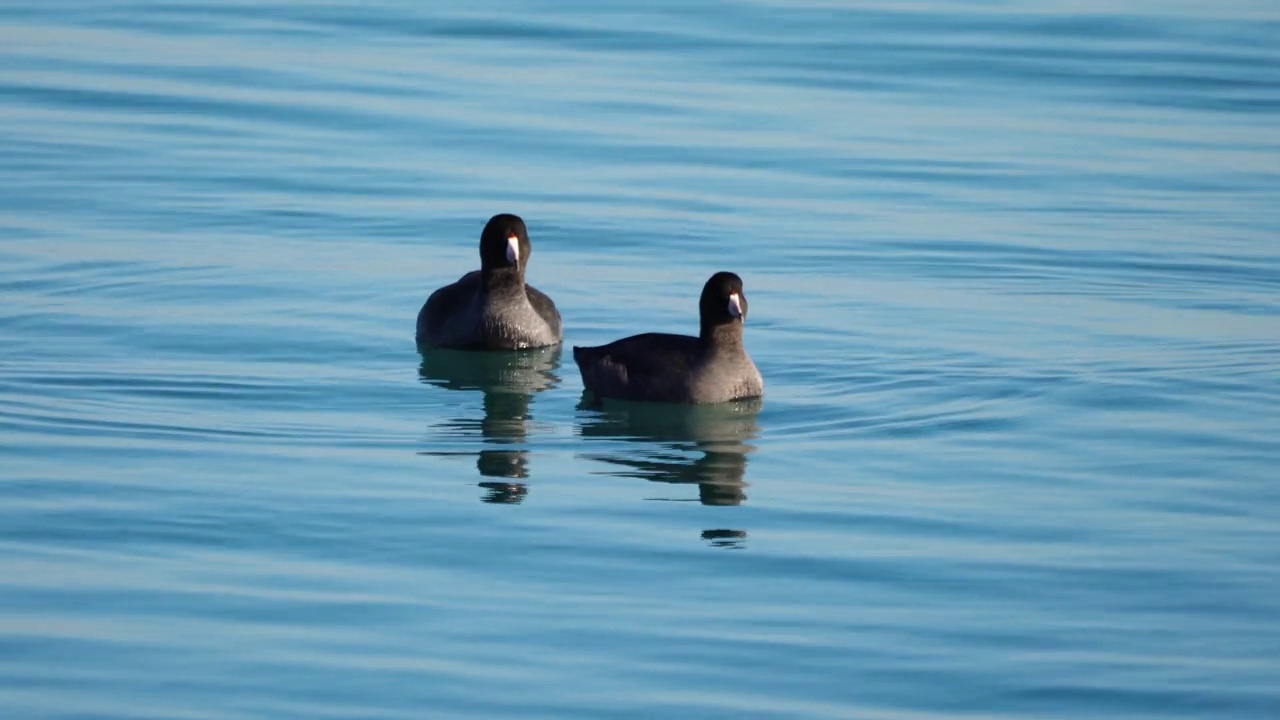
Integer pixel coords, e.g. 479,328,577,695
2,1,1279,718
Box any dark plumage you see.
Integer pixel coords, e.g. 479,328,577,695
416,214,562,350
573,272,763,404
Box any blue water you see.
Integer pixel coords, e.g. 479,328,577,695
3,2,1279,718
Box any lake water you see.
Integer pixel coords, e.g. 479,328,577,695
2,1,1278,718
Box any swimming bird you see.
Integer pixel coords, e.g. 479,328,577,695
416,213,562,350
573,272,763,404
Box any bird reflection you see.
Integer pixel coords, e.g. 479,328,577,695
576,396,760,543
417,344,560,503
701,529,748,549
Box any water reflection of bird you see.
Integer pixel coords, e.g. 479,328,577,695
576,396,761,515
701,529,748,549
417,345,560,503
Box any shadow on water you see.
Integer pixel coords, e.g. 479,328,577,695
417,344,561,504
576,395,761,547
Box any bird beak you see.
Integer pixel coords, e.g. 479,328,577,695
506,234,520,265
728,292,743,319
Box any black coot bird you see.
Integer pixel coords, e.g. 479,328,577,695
416,214,562,350
574,272,763,404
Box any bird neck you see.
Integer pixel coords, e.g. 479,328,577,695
700,321,742,348
482,267,524,295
